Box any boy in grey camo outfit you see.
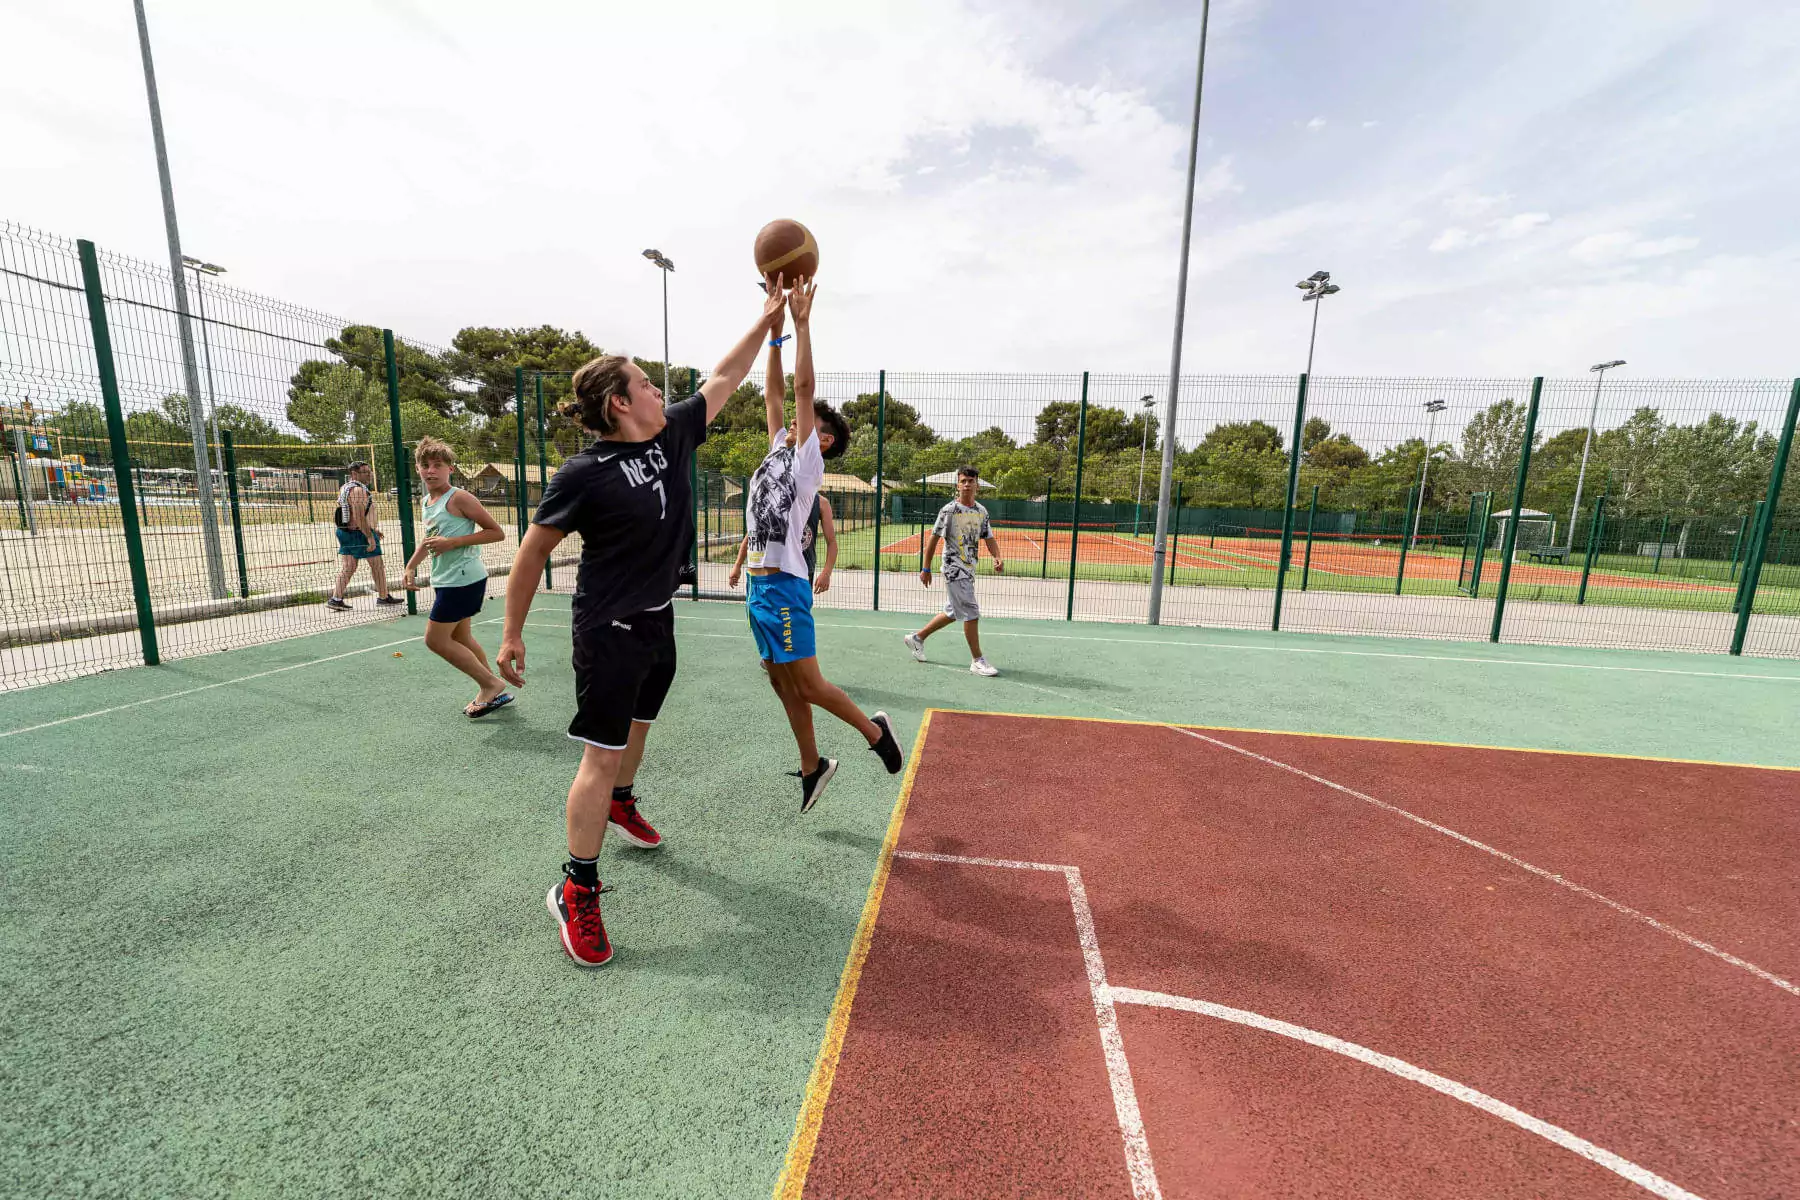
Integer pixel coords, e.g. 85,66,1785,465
903,465,1005,677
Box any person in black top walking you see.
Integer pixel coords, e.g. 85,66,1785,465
499,279,788,968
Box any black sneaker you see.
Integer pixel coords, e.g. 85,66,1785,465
325,596,351,611
376,595,405,607
676,562,698,588
869,712,904,775
800,758,838,813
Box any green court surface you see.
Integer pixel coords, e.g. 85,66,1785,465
3,597,1798,1199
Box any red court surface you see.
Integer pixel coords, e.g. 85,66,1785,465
881,527,1246,572
782,712,1800,1200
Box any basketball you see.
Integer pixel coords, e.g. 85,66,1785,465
754,219,819,283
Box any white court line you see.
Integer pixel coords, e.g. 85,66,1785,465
1108,987,1707,1200
669,614,1800,683
0,635,424,741
893,850,1162,1200
894,849,1708,1200
1168,726,1799,999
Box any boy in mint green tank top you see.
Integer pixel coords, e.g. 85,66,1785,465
401,437,512,717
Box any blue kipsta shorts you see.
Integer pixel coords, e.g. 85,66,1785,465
429,578,487,623
746,572,816,663
335,528,381,559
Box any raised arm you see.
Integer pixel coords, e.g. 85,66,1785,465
764,289,787,439
815,494,837,594
700,275,789,424
787,279,817,444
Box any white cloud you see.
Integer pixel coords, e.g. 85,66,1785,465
1495,212,1551,238
1571,231,1700,263
1429,228,1474,253
1305,116,1327,131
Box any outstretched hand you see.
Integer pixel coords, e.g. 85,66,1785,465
786,277,816,323
761,273,788,328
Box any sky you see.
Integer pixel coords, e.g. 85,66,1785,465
3,0,1798,385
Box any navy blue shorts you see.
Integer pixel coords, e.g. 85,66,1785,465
428,578,487,623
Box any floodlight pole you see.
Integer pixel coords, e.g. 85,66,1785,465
184,258,225,490
1411,400,1446,547
1569,360,1622,552
1133,394,1153,536
134,0,228,598
644,249,674,396
1146,0,1210,625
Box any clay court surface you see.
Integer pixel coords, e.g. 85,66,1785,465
4,598,1797,1199
784,711,1799,1200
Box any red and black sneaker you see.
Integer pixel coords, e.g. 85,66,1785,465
608,793,663,850
547,867,613,967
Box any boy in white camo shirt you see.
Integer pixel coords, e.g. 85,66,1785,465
904,465,1005,676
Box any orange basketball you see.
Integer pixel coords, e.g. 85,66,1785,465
754,219,819,283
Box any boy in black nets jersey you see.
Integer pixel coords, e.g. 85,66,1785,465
498,282,787,967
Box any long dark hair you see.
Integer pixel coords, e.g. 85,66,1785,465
562,355,632,435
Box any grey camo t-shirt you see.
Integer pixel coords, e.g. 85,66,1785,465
932,501,990,582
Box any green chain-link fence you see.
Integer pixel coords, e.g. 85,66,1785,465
5,219,1798,691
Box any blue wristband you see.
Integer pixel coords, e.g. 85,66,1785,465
768,334,791,347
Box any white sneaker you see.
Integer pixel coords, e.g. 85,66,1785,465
903,633,926,662
970,658,999,677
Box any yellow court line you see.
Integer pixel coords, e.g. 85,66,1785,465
925,706,1800,774
772,709,936,1200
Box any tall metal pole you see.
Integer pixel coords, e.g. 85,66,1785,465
190,265,226,535
1304,298,1322,378
1146,0,1210,626
661,268,671,398
1134,399,1150,536
133,0,227,599
1411,401,1443,548
1570,363,1618,551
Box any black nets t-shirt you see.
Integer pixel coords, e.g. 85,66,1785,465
533,396,706,631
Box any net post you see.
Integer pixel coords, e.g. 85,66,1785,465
1301,483,1318,591
1271,373,1308,632
1393,484,1417,596
1488,377,1543,643
383,330,418,617
513,367,528,556
535,373,554,591
1577,492,1605,605
1066,372,1089,621
78,239,159,667
221,430,249,599
1731,377,1799,654
872,371,885,611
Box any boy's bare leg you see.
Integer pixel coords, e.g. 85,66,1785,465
914,613,954,642
568,744,621,859
784,657,880,744
767,662,822,772
425,620,508,707
364,556,392,598
332,555,356,599
962,618,983,660
615,719,652,791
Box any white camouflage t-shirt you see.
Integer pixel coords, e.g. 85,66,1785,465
745,430,825,581
932,501,991,582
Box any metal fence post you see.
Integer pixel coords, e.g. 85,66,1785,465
221,430,249,598
1488,376,1543,643
1066,372,1089,621
1652,513,1668,573
535,373,554,590
1393,484,1417,596
513,367,528,552
1301,484,1318,591
1731,377,1800,654
8,427,34,535
1271,373,1308,632
383,330,418,617
872,371,886,611
1577,493,1606,605
78,238,158,666
1732,501,1767,614
1040,474,1053,580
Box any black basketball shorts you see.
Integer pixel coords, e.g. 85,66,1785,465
568,602,677,750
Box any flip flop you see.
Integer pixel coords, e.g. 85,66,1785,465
465,693,515,719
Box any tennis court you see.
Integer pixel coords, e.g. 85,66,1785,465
4,593,1797,1199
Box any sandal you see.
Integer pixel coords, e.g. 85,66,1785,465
465,693,515,718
